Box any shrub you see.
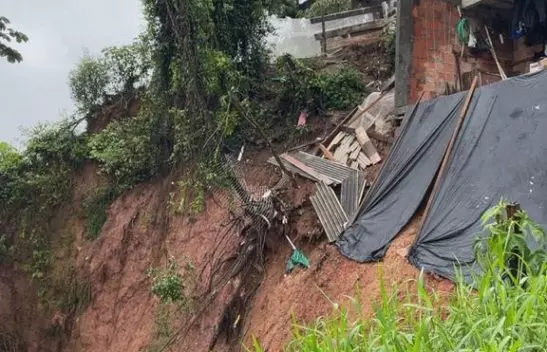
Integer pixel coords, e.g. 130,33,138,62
24,121,89,169
317,68,365,110
0,142,24,204
88,114,161,190
276,55,365,114
147,258,192,305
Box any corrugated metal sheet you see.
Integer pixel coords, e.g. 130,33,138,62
311,182,348,242
341,169,359,218
268,151,359,185
358,172,367,205
267,156,320,182
292,151,358,184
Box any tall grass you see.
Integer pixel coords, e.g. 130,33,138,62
253,202,547,351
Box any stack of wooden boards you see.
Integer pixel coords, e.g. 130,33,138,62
325,126,381,170
268,151,367,242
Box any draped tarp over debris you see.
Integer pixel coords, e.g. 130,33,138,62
337,91,466,262
409,70,547,281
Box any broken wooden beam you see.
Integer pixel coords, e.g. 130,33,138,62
318,144,335,161
355,126,381,164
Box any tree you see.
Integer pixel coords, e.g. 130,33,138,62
68,53,109,114
0,16,28,63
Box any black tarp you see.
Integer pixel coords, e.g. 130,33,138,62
409,70,547,281
337,92,466,262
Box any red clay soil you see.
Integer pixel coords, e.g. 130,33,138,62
51,146,453,352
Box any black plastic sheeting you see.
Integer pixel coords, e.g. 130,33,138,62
409,70,547,281
337,92,466,262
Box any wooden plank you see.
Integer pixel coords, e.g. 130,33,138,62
349,146,361,161
267,156,318,181
327,131,346,151
318,143,335,161
355,127,382,164
357,152,372,169
351,161,359,170
282,154,334,185
323,91,388,148
333,135,354,164
349,140,360,152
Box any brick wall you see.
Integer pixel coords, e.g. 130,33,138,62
409,0,460,102
402,1,538,106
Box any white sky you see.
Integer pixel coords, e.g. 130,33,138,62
0,0,145,146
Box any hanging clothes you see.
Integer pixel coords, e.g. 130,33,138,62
512,0,547,46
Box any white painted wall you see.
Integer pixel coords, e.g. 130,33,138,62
266,11,376,59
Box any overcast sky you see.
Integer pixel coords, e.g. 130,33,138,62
0,0,145,146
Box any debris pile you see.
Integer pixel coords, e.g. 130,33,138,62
270,88,395,242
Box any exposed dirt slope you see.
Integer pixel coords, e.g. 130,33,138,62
53,144,452,352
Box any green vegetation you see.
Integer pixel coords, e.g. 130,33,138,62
88,114,161,190
250,202,547,351
305,0,352,18
382,24,396,67
276,54,366,114
0,16,28,63
147,258,194,307
69,43,150,115
83,187,116,239
69,53,109,114
0,1,371,341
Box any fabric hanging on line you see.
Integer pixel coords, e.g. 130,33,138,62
409,70,547,283
337,92,466,262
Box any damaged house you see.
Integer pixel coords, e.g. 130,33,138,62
395,0,547,109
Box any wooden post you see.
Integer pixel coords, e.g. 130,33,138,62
485,26,508,80
321,15,327,55
417,76,479,234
